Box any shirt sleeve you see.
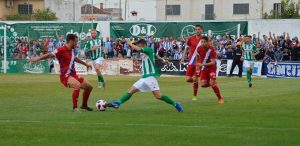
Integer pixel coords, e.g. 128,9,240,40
186,37,191,48
252,44,258,52
53,48,62,58
84,41,90,51
210,48,217,60
141,47,153,55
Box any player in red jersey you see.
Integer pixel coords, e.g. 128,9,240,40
29,34,94,111
196,36,224,104
180,24,203,101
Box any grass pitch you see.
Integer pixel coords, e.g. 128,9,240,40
0,74,299,146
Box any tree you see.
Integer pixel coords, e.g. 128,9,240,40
263,0,300,19
33,8,57,21
6,8,57,21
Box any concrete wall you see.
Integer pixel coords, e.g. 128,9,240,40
156,0,300,21
44,0,85,21
248,19,300,38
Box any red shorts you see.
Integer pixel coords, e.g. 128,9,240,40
200,69,216,81
60,74,84,87
186,65,198,77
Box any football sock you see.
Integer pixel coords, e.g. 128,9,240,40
98,75,105,83
72,89,80,109
160,95,176,106
193,80,199,97
247,71,251,83
212,84,222,100
82,90,91,107
117,92,132,104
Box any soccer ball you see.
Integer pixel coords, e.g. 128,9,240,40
96,100,107,111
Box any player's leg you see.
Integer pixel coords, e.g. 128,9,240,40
238,61,243,78
67,76,82,110
79,78,93,110
200,70,210,88
245,61,253,87
152,90,183,112
186,65,199,100
106,84,139,109
208,71,223,104
230,61,237,77
94,58,105,88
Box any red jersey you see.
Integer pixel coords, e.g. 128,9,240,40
53,46,77,77
197,45,217,71
186,35,202,61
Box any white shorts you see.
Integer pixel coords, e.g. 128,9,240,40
92,57,104,66
133,76,160,92
244,60,254,69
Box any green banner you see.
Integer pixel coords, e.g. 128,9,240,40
110,21,248,39
0,22,97,43
0,59,49,74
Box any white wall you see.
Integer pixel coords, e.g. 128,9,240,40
45,0,86,21
248,19,300,38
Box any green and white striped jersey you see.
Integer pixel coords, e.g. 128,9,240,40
84,39,104,60
141,47,160,78
242,43,258,61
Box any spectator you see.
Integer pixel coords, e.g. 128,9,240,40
114,39,123,57
274,47,283,62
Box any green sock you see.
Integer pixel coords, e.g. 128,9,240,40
98,75,104,83
117,92,132,104
160,95,176,106
247,71,251,83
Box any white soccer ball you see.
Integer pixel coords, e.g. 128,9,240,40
96,100,107,111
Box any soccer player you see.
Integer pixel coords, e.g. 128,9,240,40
196,36,224,104
29,34,94,112
179,24,203,101
106,39,183,112
242,35,260,87
85,29,106,88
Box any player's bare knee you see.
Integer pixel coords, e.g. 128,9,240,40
186,77,193,82
153,92,161,99
73,83,81,90
200,81,209,88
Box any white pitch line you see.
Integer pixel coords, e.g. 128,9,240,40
0,119,299,132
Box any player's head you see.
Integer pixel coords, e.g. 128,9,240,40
91,29,97,39
201,36,209,48
66,34,78,49
244,35,252,43
195,24,203,36
136,39,147,47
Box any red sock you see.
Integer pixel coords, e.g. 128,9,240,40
212,84,222,100
193,81,199,96
72,89,80,109
82,89,91,107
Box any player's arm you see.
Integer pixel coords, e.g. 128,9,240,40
29,53,55,63
126,41,142,52
252,45,260,57
156,54,169,64
197,58,216,67
179,46,188,64
74,57,92,68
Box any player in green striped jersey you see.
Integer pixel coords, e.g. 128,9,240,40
106,39,183,112
84,29,106,88
242,35,260,88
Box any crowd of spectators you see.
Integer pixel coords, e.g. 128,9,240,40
1,32,300,63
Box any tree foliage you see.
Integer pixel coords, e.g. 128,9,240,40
264,0,300,19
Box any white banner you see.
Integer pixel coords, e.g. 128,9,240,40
267,62,300,78
227,60,263,76
53,60,87,75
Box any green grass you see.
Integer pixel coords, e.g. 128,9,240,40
0,74,299,146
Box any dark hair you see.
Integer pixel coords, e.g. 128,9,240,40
195,24,203,29
66,34,77,43
245,35,252,39
136,39,147,45
202,36,209,42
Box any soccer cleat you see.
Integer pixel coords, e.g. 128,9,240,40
72,108,81,113
249,83,252,88
106,101,120,109
218,99,224,104
192,97,197,101
98,82,105,89
175,102,183,112
80,106,93,111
